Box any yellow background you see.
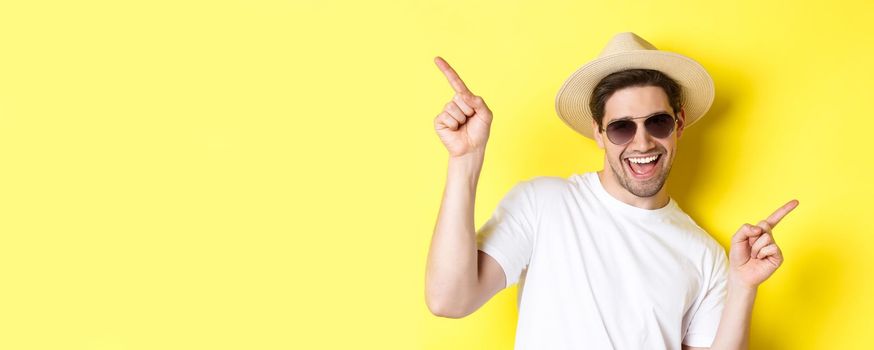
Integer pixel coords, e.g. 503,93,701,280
0,0,871,349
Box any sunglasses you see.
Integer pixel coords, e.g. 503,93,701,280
600,113,678,145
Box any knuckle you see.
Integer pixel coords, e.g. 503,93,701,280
463,93,477,105
438,113,450,123
757,238,767,247
446,115,458,125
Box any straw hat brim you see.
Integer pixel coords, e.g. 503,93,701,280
554,50,715,140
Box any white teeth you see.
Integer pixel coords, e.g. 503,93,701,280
628,155,659,164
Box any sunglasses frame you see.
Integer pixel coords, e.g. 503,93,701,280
599,112,679,145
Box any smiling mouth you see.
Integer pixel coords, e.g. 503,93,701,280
624,154,661,179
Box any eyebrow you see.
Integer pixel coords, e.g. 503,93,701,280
608,111,670,123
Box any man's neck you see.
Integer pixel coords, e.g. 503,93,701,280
596,170,671,210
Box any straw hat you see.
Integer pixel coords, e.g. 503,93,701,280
554,32,715,139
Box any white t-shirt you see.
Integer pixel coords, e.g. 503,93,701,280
476,172,728,349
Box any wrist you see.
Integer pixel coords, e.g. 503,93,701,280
728,273,759,295
449,147,485,160
447,150,485,187
448,149,485,169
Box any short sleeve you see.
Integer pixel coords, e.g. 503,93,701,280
682,246,729,347
475,180,538,289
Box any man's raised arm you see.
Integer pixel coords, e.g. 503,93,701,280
424,56,506,318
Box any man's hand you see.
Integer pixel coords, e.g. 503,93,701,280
728,199,799,289
433,56,493,158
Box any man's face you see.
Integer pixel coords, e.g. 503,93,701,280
592,85,685,198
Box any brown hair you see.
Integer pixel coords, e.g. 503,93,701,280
589,69,684,130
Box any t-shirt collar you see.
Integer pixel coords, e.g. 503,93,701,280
583,171,678,219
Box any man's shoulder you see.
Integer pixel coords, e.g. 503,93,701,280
524,174,573,187
672,209,726,257
517,174,580,197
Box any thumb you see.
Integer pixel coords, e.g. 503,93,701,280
462,94,492,123
730,224,759,264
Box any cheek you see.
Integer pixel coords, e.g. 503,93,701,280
659,140,675,153
603,146,617,157
660,143,677,164
606,147,627,165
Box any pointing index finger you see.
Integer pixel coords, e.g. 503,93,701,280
765,199,799,228
434,56,471,94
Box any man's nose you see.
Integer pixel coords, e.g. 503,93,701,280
628,122,657,151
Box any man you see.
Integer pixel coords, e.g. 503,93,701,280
424,32,798,349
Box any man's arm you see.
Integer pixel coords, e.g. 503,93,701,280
690,200,798,350
424,56,504,318
682,283,756,350
425,152,507,318
704,282,757,349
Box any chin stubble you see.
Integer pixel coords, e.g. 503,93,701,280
610,152,673,198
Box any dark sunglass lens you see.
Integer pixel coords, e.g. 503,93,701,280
606,120,636,144
645,114,676,138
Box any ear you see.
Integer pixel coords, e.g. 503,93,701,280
676,107,686,140
592,119,604,149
